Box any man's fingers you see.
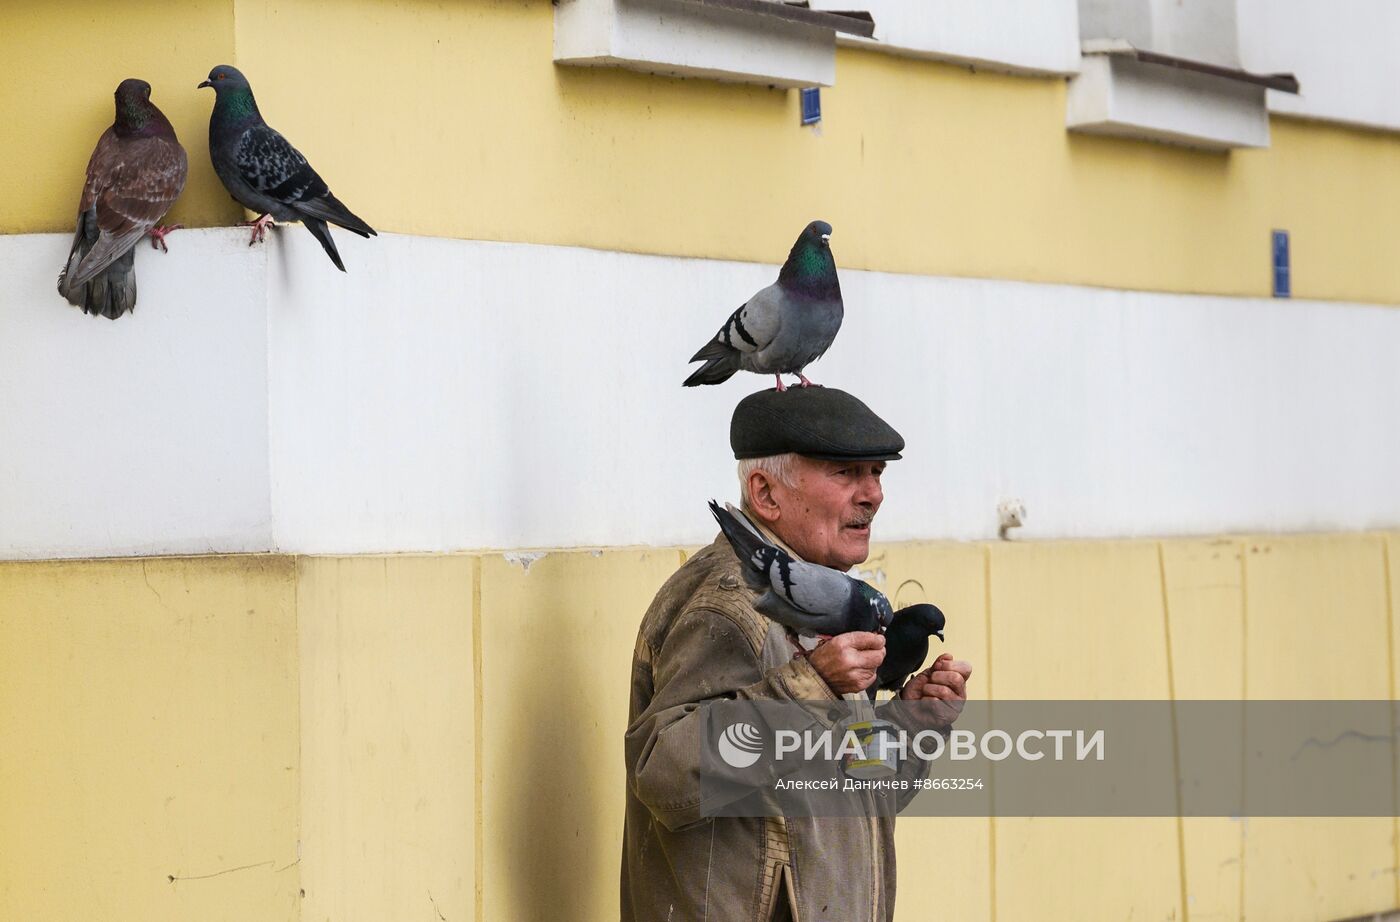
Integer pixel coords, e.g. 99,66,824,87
925,670,967,697
839,631,885,651
925,656,972,680
917,683,956,702
844,646,885,670
809,634,889,695
857,651,886,671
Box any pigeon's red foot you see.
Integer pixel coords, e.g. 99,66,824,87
774,374,787,393
238,214,275,246
147,224,183,253
797,374,817,388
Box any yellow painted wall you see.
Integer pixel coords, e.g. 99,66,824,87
1237,535,1397,922
1162,539,1246,922
295,555,477,922
6,1,1400,303
0,556,300,922
4,533,1399,921
476,549,683,922
1,0,243,232
987,541,1182,921
864,542,994,922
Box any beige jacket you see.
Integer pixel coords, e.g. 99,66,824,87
621,535,906,922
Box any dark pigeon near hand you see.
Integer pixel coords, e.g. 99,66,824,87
684,220,843,391
57,79,187,319
710,500,893,636
869,603,946,700
199,65,375,271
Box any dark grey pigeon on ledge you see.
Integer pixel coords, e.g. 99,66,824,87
710,500,893,637
199,65,375,271
684,220,843,391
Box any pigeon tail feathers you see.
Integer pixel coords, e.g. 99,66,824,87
684,343,741,387
297,192,376,238
709,500,775,590
72,249,138,319
302,217,347,272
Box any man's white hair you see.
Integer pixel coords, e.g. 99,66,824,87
737,453,800,510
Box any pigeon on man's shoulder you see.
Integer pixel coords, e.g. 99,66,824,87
709,500,892,637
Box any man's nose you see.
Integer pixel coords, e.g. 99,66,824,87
855,472,883,507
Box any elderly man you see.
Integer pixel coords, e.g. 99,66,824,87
622,387,973,922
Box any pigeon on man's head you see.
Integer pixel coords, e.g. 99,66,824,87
199,65,375,271
684,220,843,391
57,79,188,319
869,603,946,700
709,500,892,636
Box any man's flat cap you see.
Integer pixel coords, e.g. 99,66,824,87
730,387,904,461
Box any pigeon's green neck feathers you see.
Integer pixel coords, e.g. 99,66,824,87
120,98,148,129
778,235,839,297
216,86,260,123
115,97,174,139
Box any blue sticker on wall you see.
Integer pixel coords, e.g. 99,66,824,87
801,87,821,126
1272,230,1290,298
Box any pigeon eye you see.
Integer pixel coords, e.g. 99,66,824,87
216,73,225,80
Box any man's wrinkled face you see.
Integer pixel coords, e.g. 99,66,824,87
768,457,886,570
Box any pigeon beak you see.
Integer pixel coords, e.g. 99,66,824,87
820,233,831,244
197,80,212,89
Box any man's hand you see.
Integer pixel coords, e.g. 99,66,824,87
898,653,972,730
807,632,885,695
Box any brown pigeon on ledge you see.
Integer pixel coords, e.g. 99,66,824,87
58,78,188,320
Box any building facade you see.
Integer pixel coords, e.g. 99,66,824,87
2,1,1399,920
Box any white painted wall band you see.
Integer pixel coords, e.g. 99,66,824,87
2,228,1398,558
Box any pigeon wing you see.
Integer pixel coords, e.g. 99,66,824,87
234,123,330,210
234,124,374,236
709,283,785,356
767,560,867,631
67,131,187,288
753,589,849,635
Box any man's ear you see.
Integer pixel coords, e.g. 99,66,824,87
746,470,782,525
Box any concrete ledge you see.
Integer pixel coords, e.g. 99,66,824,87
1068,52,1271,149
814,0,1082,76
554,0,840,87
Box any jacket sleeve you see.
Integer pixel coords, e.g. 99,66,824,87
877,700,944,813
626,604,835,831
